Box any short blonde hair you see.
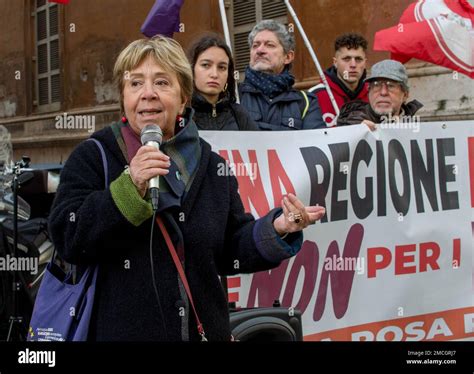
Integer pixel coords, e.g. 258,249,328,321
113,36,193,114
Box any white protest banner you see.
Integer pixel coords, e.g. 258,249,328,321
200,121,474,341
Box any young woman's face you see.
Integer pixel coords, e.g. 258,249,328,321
194,46,229,103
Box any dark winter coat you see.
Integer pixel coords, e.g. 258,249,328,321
337,99,424,126
239,82,326,131
48,118,302,341
192,93,258,131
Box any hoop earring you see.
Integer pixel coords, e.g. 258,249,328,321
223,83,228,92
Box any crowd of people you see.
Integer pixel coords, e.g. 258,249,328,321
188,19,422,133
45,20,423,341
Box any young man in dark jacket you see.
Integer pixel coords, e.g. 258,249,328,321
239,20,325,131
309,33,369,127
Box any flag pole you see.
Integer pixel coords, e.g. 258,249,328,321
218,0,240,103
218,0,232,50
284,0,339,116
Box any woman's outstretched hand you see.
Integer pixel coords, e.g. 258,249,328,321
273,193,326,236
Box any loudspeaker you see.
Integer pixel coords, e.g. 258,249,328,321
0,217,53,301
0,217,53,339
229,307,303,341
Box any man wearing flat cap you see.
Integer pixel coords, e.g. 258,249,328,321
337,59,423,129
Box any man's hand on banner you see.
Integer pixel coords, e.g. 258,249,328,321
273,193,326,236
362,120,377,131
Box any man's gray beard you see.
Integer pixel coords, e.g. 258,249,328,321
373,108,394,116
251,63,276,75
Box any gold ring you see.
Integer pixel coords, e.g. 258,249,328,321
293,213,303,224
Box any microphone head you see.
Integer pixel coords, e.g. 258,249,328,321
140,124,163,146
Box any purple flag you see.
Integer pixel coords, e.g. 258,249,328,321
141,0,185,38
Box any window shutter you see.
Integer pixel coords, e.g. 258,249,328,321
38,44,48,74
38,78,49,106
234,32,250,72
49,5,58,36
50,39,59,70
231,1,257,75
35,2,61,109
51,74,60,103
233,0,256,26
262,0,287,20
37,10,47,41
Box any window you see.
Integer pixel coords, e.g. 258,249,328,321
230,0,288,74
35,0,61,111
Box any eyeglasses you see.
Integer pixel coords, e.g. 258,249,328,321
369,80,403,93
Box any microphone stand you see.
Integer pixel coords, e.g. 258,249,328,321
6,156,30,341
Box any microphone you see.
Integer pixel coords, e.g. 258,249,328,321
140,124,163,211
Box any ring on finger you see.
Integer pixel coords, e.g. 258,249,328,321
293,213,303,224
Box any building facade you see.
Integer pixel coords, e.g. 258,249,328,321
0,0,472,164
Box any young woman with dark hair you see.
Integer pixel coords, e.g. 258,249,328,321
188,34,258,131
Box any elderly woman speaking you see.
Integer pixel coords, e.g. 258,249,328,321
49,36,325,341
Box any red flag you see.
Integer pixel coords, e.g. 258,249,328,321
48,0,70,3
374,0,474,78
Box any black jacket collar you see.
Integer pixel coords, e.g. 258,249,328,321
326,65,367,100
